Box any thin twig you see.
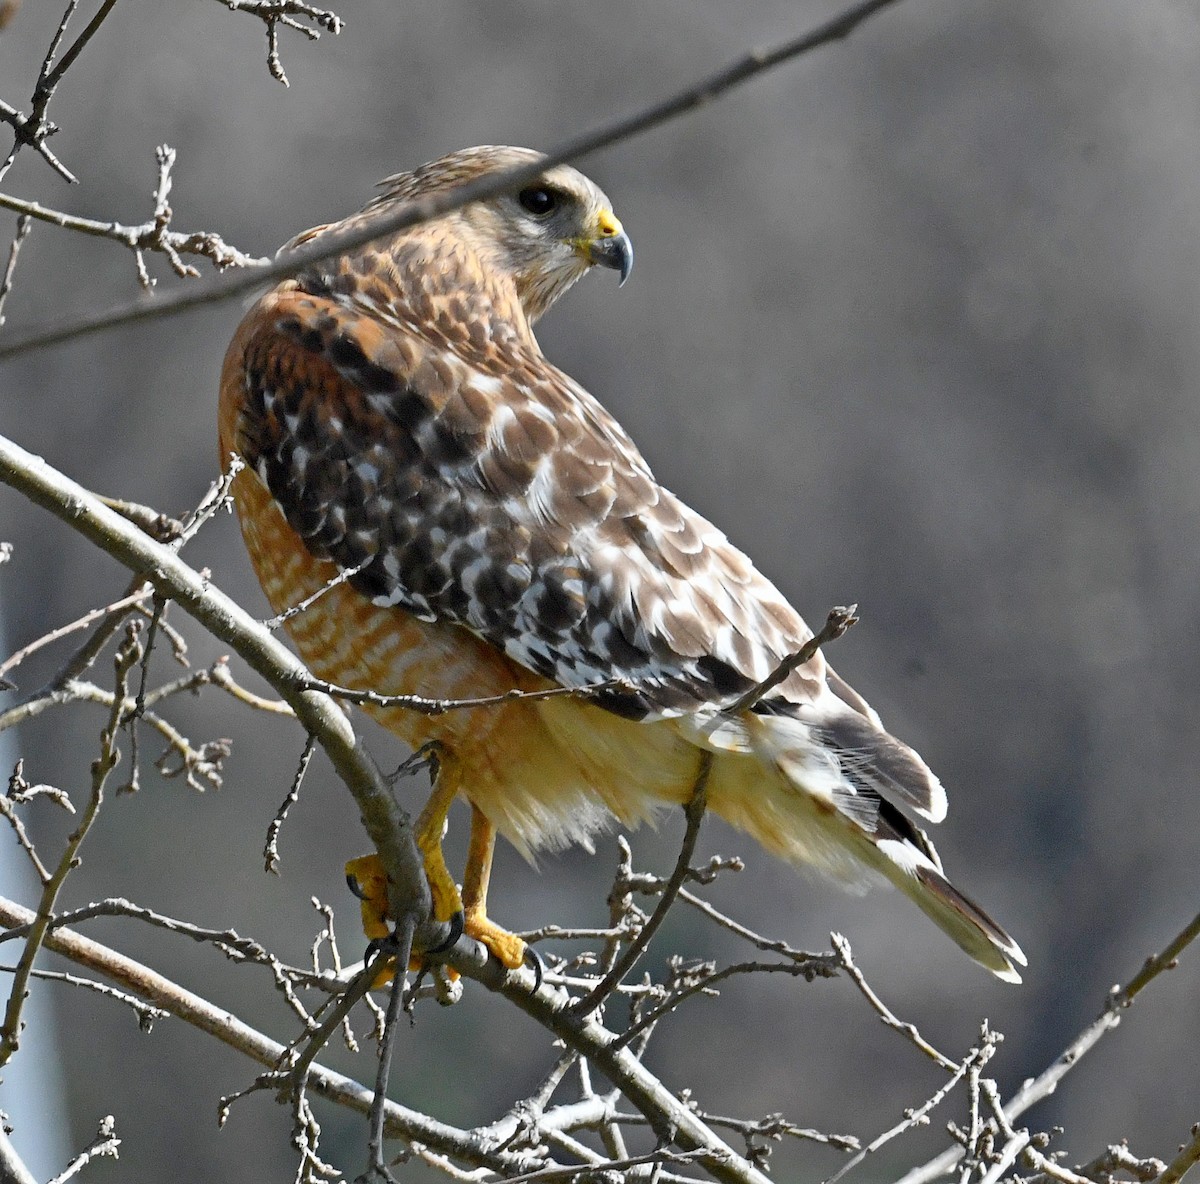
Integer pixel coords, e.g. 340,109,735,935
0,626,137,1067
496,1148,711,1184
46,1115,120,1184
264,558,370,629
725,605,857,714
0,433,441,957
173,456,243,550
297,674,624,716
572,752,712,1016
265,733,317,873
0,0,910,359
215,0,343,86
0,895,547,1176
0,213,31,327
0,790,50,883
0,588,151,690
362,918,415,1183
613,957,837,1051
36,0,118,96
0,157,267,284
98,495,184,542
831,932,958,1072
824,1032,998,1184
895,909,1200,1184
11,964,170,1029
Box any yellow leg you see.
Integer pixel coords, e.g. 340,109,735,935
414,770,465,923
344,765,466,986
462,806,526,970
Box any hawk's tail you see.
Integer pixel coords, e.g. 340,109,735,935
703,705,1026,983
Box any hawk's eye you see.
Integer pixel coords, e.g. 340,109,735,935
518,187,558,217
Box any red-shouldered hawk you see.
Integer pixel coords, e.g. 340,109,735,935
218,146,1025,983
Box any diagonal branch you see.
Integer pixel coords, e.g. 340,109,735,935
725,604,857,715
0,0,910,360
895,907,1200,1184
0,432,443,958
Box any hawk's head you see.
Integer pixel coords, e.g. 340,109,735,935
376,145,633,324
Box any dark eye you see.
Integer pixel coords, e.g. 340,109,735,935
518,186,559,217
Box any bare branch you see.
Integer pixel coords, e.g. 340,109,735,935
0,892,548,1177
0,783,51,883
37,0,118,99
0,0,119,184
0,588,151,691
363,920,415,1183
500,1148,711,1183
7,760,73,812
572,752,712,1016
297,673,625,715
264,557,370,629
0,624,138,1067
726,604,857,714
896,908,1200,1184
0,213,31,327
1159,1123,1200,1184
45,1115,120,1184
831,932,958,1072
0,1127,38,1184
265,733,316,873
15,964,170,1030
0,148,268,287
0,432,444,959
214,0,343,86
614,956,838,1051
824,1030,999,1184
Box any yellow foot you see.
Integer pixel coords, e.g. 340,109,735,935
345,853,391,940
345,853,466,986
464,909,526,970
345,852,464,927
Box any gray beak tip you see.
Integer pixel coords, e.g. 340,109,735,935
590,230,633,287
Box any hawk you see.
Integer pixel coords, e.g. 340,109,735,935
218,145,1025,983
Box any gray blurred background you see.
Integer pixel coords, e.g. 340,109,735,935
2,0,1199,1180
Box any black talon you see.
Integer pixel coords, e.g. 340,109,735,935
387,740,443,785
363,934,395,965
425,909,464,955
346,872,368,900
524,945,545,993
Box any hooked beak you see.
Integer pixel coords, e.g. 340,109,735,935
587,228,634,286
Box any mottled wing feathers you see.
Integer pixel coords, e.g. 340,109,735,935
222,145,1022,982
233,282,822,721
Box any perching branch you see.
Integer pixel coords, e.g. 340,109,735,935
0,431,442,959
0,430,795,1183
